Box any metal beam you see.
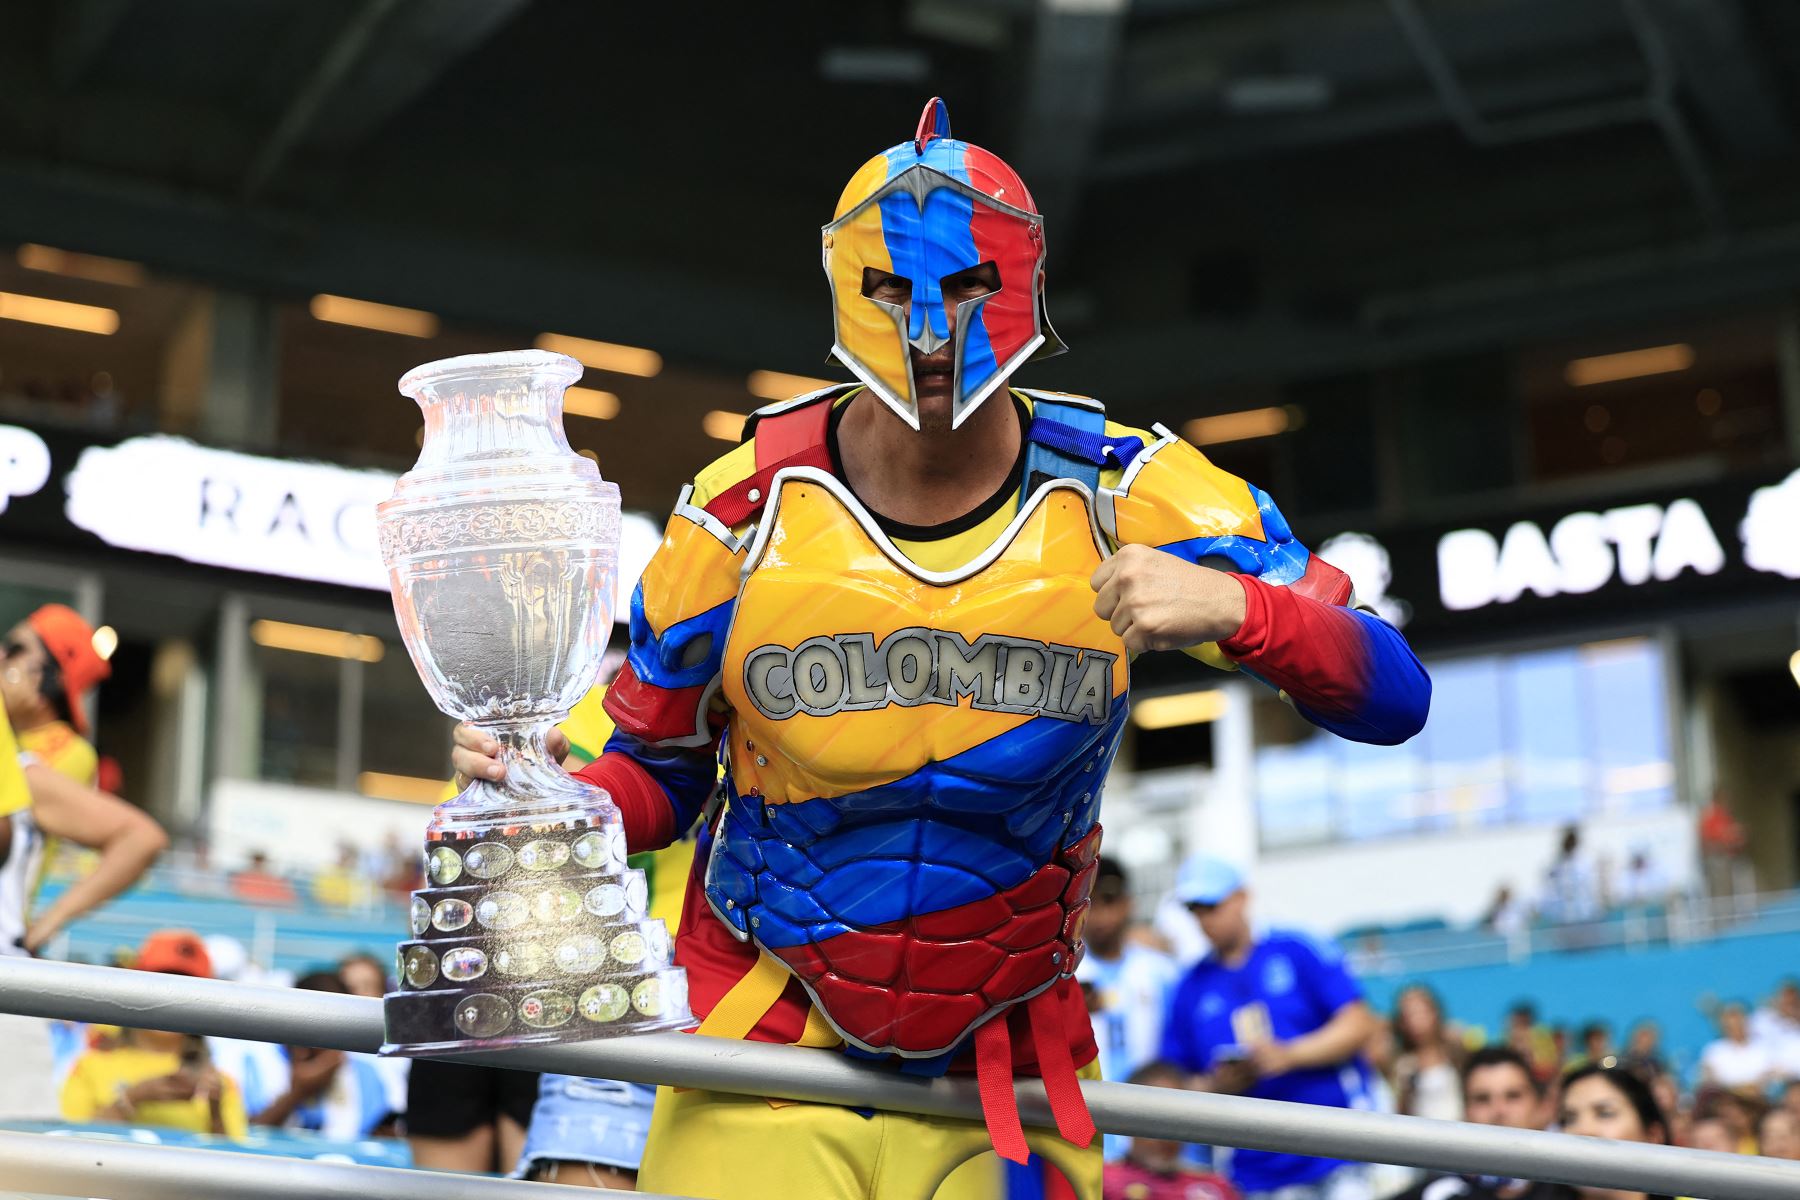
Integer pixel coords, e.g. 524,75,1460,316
241,0,406,199
1638,0,1793,159
0,157,820,374
50,0,134,91
1011,0,1128,232
0,1129,685,1199
4,959,1800,1200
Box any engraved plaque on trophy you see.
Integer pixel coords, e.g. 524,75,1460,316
377,350,691,1053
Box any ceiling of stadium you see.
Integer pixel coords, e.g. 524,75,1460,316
1,0,1799,420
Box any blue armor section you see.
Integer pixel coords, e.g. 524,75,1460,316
1019,397,1145,506
705,704,1127,948
624,586,734,691
1154,482,1311,586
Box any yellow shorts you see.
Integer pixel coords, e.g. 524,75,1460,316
636,1067,1103,1200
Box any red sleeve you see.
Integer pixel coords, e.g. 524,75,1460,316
574,752,679,854
1219,573,1430,746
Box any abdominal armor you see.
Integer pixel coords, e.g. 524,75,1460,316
706,470,1127,1058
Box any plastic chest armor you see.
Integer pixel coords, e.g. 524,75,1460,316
706,469,1125,1057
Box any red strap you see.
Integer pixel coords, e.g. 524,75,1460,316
1028,989,1096,1149
974,1014,1030,1165
701,397,836,527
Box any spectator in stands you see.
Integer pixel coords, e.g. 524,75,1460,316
1504,1003,1559,1086
1571,1022,1612,1071
1555,1063,1675,1200
1698,791,1750,905
1700,1003,1776,1096
0,624,167,1120
1391,984,1464,1122
408,1058,538,1175
1618,1020,1667,1081
1103,1061,1239,1200
252,971,397,1140
311,843,363,908
1077,855,1181,1160
1538,825,1603,925
1750,978,1800,1075
59,931,248,1137
1162,856,1379,1200
1613,846,1669,911
229,850,296,905
1685,1116,1735,1154
1388,1046,1559,1200
1480,883,1528,941
1759,1107,1800,1160
339,951,389,999
1696,1089,1762,1155
1783,1078,1800,1125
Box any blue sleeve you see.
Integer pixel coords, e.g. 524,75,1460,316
1286,934,1363,1018
1159,974,1203,1071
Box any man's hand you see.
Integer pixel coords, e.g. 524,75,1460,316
1206,1059,1260,1095
1247,1039,1296,1078
451,724,571,787
1089,544,1248,653
128,1072,200,1104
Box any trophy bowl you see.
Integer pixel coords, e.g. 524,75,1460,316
377,350,691,1054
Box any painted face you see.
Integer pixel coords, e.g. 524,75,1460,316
822,100,1062,430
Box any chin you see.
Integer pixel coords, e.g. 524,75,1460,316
913,389,956,433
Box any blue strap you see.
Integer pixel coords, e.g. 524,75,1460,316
1020,398,1143,510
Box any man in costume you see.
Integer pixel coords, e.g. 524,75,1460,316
455,97,1430,1199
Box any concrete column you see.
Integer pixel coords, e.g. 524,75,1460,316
156,291,279,448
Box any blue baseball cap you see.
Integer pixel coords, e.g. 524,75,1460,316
1174,855,1245,906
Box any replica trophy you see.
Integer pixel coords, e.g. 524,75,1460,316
377,349,691,1053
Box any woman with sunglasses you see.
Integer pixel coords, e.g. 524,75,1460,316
0,605,168,1121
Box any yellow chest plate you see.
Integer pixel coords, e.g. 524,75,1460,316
718,472,1128,806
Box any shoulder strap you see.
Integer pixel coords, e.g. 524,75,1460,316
701,386,851,527
1017,390,1143,506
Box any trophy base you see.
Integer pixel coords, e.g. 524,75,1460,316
381,970,695,1056
383,788,695,1057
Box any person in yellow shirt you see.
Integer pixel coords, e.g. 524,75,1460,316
0,611,168,1121
59,930,249,1137
4,604,105,785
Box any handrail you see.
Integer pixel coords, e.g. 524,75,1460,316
0,1128,689,1199
2,959,1797,1199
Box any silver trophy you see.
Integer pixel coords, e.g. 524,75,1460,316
377,349,691,1053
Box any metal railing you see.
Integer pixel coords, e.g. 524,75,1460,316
4,959,1799,1200
0,1129,691,1200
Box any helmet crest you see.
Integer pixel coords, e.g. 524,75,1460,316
822,97,1065,430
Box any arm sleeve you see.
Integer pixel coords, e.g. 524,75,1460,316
1221,575,1430,746
1288,934,1364,1017
578,485,744,853
1104,431,1430,745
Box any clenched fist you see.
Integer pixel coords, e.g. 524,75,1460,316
1089,544,1248,653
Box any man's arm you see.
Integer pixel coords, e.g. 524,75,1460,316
1249,999,1378,1077
23,764,168,951
1096,432,1430,745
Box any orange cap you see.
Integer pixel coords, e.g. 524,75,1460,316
136,929,213,979
26,604,111,736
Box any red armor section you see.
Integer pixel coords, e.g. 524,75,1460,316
701,395,836,527
766,826,1105,1055
1291,552,1354,607
604,662,709,745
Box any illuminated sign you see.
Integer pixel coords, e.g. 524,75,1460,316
1437,498,1726,612
0,424,50,514
65,436,395,589
59,434,657,614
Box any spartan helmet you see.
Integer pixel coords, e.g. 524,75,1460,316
822,97,1066,430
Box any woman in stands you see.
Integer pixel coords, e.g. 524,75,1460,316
1392,983,1465,1122
1553,1063,1677,1200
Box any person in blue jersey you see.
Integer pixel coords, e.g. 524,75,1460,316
1160,857,1379,1200
1077,856,1180,1162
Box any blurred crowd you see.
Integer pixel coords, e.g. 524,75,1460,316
7,851,1800,1198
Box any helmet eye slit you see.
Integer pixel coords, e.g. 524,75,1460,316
941,261,1000,302
860,267,913,305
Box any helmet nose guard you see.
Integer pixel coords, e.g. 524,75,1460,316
822,97,1066,431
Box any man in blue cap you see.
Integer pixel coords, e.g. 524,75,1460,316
1160,857,1379,1200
